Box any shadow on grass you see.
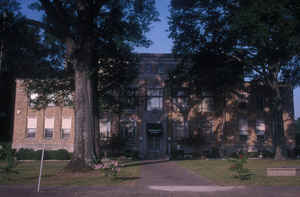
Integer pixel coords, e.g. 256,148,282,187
123,159,170,167
114,176,140,181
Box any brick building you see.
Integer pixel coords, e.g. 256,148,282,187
12,54,296,158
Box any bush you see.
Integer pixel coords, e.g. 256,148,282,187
16,148,71,160
247,152,258,158
171,149,184,160
262,149,275,158
123,150,139,160
294,146,300,158
46,149,71,160
228,154,254,180
0,144,18,175
16,148,40,160
206,147,220,158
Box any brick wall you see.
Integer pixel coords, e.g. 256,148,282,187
12,80,75,152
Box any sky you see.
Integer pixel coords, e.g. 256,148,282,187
20,0,300,119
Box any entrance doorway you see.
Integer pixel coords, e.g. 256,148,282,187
146,122,163,159
148,135,161,153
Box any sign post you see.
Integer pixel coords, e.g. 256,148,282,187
37,144,45,192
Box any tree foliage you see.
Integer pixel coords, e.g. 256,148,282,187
24,0,158,170
169,0,300,158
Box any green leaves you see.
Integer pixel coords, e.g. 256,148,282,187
228,154,254,180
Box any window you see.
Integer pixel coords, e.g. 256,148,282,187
146,88,163,111
63,94,73,106
99,119,111,137
47,94,56,106
256,119,265,143
173,121,188,139
145,64,152,73
172,90,188,110
27,117,37,138
44,117,54,138
200,97,214,112
158,65,164,74
256,120,265,135
29,93,38,107
120,119,136,137
239,118,248,142
61,118,72,139
121,87,138,111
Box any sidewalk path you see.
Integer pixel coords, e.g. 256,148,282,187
137,160,216,187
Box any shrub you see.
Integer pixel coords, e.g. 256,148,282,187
94,158,120,177
228,153,254,180
247,152,258,158
262,149,275,158
16,149,71,160
206,147,220,158
171,149,184,160
294,146,300,158
46,149,71,160
123,150,139,160
0,144,18,175
16,148,40,160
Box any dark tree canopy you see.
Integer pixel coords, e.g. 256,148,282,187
169,0,300,159
23,0,159,170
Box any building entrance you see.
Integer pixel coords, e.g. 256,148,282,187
146,122,163,159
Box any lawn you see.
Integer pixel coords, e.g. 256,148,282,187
177,159,300,186
0,161,140,186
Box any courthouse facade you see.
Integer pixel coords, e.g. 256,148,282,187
12,54,296,158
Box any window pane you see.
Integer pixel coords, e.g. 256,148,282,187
61,128,71,139
147,97,162,111
27,117,37,128
100,120,111,137
44,128,53,138
239,118,248,135
45,118,54,129
27,128,36,138
62,118,72,129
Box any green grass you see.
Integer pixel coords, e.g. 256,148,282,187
177,159,300,186
0,161,140,186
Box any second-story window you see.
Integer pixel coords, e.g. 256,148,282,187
61,117,72,139
146,88,163,111
99,119,111,138
29,93,38,107
239,118,248,142
27,117,37,138
200,97,214,112
145,64,152,73
121,87,138,111
44,117,54,138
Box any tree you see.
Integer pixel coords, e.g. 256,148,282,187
25,0,158,170
169,0,300,159
0,0,52,141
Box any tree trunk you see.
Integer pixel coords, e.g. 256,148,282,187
66,38,99,171
67,69,97,170
271,85,286,160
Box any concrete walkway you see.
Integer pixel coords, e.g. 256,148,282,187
1,160,300,196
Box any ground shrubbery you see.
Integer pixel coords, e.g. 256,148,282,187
16,148,71,160
0,143,18,176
